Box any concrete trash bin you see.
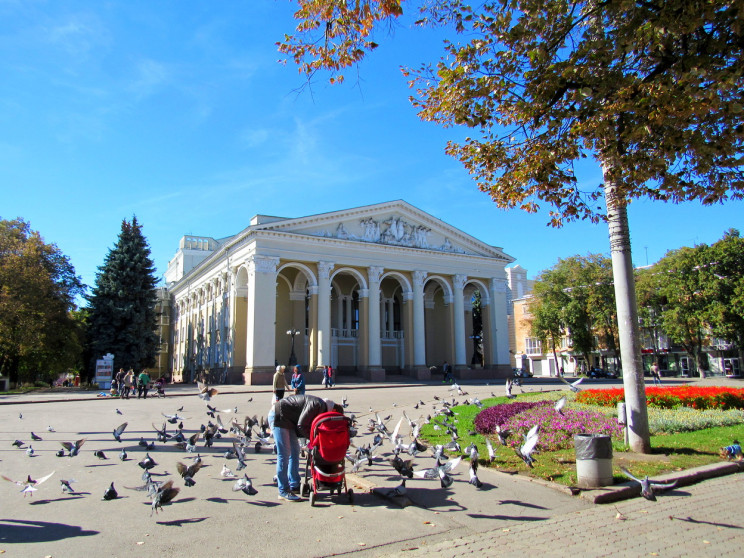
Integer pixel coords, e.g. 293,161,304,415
574,434,613,488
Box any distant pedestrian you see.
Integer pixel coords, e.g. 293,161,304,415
123,370,134,399
650,362,662,386
137,369,151,399
442,361,453,383
115,368,125,396
323,365,334,388
273,365,289,402
290,365,306,395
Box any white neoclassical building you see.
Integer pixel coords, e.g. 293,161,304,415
164,200,515,385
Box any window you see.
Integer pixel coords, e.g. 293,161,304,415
525,337,542,355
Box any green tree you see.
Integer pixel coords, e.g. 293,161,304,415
707,229,744,366
530,255,616,371
86,217,159,374
0,218,83,385
645,244,717,377
280,0,744,452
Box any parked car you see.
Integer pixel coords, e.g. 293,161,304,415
588,367,607,378
513,368,533,378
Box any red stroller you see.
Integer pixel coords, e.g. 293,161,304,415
302,411,353,506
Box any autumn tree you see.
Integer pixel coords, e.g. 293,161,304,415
280,0,744,452
0,218,84,386
86,217,159,374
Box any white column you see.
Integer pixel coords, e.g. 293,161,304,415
387,299,395,335
345,296,353,332
368,266,383,367
317,261,334,368
245,255,279,369
413,270,427,367
336,295,343,332
453,274,467,367
488,276,510,365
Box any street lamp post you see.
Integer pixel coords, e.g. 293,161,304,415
287,328,300,366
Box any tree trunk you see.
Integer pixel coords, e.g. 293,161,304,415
603,169,651,453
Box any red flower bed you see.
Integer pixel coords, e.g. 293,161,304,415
576,386,744,410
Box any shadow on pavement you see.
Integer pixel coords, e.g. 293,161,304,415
0,519,98,543
156,516,209,527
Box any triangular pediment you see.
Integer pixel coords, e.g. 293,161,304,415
251,200,512,262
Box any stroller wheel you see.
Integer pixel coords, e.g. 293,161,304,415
301,483,310,498
310,492,317,507
347,489,354,504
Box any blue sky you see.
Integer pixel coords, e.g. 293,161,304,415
3,1,742,300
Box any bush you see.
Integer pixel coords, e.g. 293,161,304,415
474,401,550,434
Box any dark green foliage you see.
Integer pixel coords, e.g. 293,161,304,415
86,217,158,373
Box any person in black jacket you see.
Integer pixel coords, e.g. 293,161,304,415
269,394,343,501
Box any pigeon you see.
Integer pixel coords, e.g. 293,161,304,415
414,456,461,484
559,376,584,393
554,396,567,415
113,422,128,443
388,455,415,478
619,467,677,501
26,445,34,457
119,448,128,461
468,464,483,488
197,381,218,401
93,450,108,460
152,422,171,442
342,395,348,408
505,378,516,399
176,461,203,487
138,453,158,470
162,413,186,424
221,463,236,478
138,437,149,447
233,474,258,496
484,437,496,463
515,424,539,468
102,482,118,500
495,425,511,446
185,432,201,453
150,480,180,515
47,426,56,432
385,478,407,497
2,471,54,497
176,406,184,412
60,478,77,494
30,432,42,441
115,408,123,415
12,440,25,448
55,448,66,457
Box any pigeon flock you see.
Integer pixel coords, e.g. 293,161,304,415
3,374,700,521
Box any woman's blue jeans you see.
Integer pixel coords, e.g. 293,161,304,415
268,408,301,494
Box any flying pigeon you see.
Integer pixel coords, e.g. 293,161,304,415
514,424,539,468
388,455,415,478
414,456,461,486
197,381,218,401
554,396,567,415
233,474,258,496
619,467,677,501
176,460,203,487
2,471,54,497
113,422,128,443
468,464,483,488
484,437,496,463
505,378,516,399
150,480,180,515
495,425,511,446
102,482,118,500
559,376,584,393
162,412,186,424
